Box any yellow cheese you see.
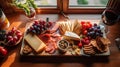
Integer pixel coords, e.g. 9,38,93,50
24,33,46,53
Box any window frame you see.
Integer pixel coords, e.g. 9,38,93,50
1,0,110,14
13,0,62,14
62,0,108,14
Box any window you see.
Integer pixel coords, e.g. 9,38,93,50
69,0,108,7
34,0,61,14
16,0,62,14
34,0,57,8
17,0,109,14
62,0,109,14
1,0,110,14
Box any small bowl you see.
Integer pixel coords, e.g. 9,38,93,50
57,39,69,53
4,37,22,47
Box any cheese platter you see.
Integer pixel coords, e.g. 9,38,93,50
20,18,111,59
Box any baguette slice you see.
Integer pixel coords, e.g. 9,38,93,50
24,33,46,53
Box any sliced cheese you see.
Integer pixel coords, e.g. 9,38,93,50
24,33,46,53
73,20,81,35
64,31,80,41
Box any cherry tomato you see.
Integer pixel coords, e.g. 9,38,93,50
83,30,87,35
86,24,91,29
81,21,85,25
86,21,90,24
78,42,82,48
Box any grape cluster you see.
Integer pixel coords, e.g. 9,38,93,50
5,27,22,46
27,19,53,34
87,23,103,39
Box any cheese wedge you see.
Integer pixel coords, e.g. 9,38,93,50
73,20,81,35
24,33,46,53
64,31,80,41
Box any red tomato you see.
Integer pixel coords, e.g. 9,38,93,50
89,23,92,28
83,30,87,35
86,24,90,29
81,21,85,25
86,21,90,24
82,24,87,29
78,42,82,48
86,22,92,28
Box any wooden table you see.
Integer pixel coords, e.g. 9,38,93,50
0,13,120,67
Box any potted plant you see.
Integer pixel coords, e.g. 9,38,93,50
12,0,37,18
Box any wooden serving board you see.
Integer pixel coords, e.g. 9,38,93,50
20,20,110,62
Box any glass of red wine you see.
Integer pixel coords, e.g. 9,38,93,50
102,9,120,26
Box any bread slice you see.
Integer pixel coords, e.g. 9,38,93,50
24,33,46,53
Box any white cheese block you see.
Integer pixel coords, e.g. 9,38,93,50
64,31,80,41
24,33,46,53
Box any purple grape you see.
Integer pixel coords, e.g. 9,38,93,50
94,28,98,32
32,30,36,33
97,26,100,29
97,29,101,33
37,27,40,30
27,29,31,33
94,23,97,27
89,32,93,35
33,25,37,28
90,31,95,36
100,32,103,34
95,32,99,36
87,32,90,36
91,27,94,30
88,28,93,32
99,34,103,37
30,26,34,30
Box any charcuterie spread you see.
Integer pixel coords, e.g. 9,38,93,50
21,19,111,56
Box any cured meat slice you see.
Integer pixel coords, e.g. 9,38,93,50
45,46,53,52
38,33,62,54
49,47,55,54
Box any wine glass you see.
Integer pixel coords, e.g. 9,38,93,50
25,7,36,20
102,9,119,26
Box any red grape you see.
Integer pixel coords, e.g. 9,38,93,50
0,46,7,56
17,33,22,39
7,36,13,40
13,36,18,41
34,20,39,25
11,27,16,33
85,37,89,40
5,27,22,46
81,39,86,43
15,30,21,34
84,40,90,44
